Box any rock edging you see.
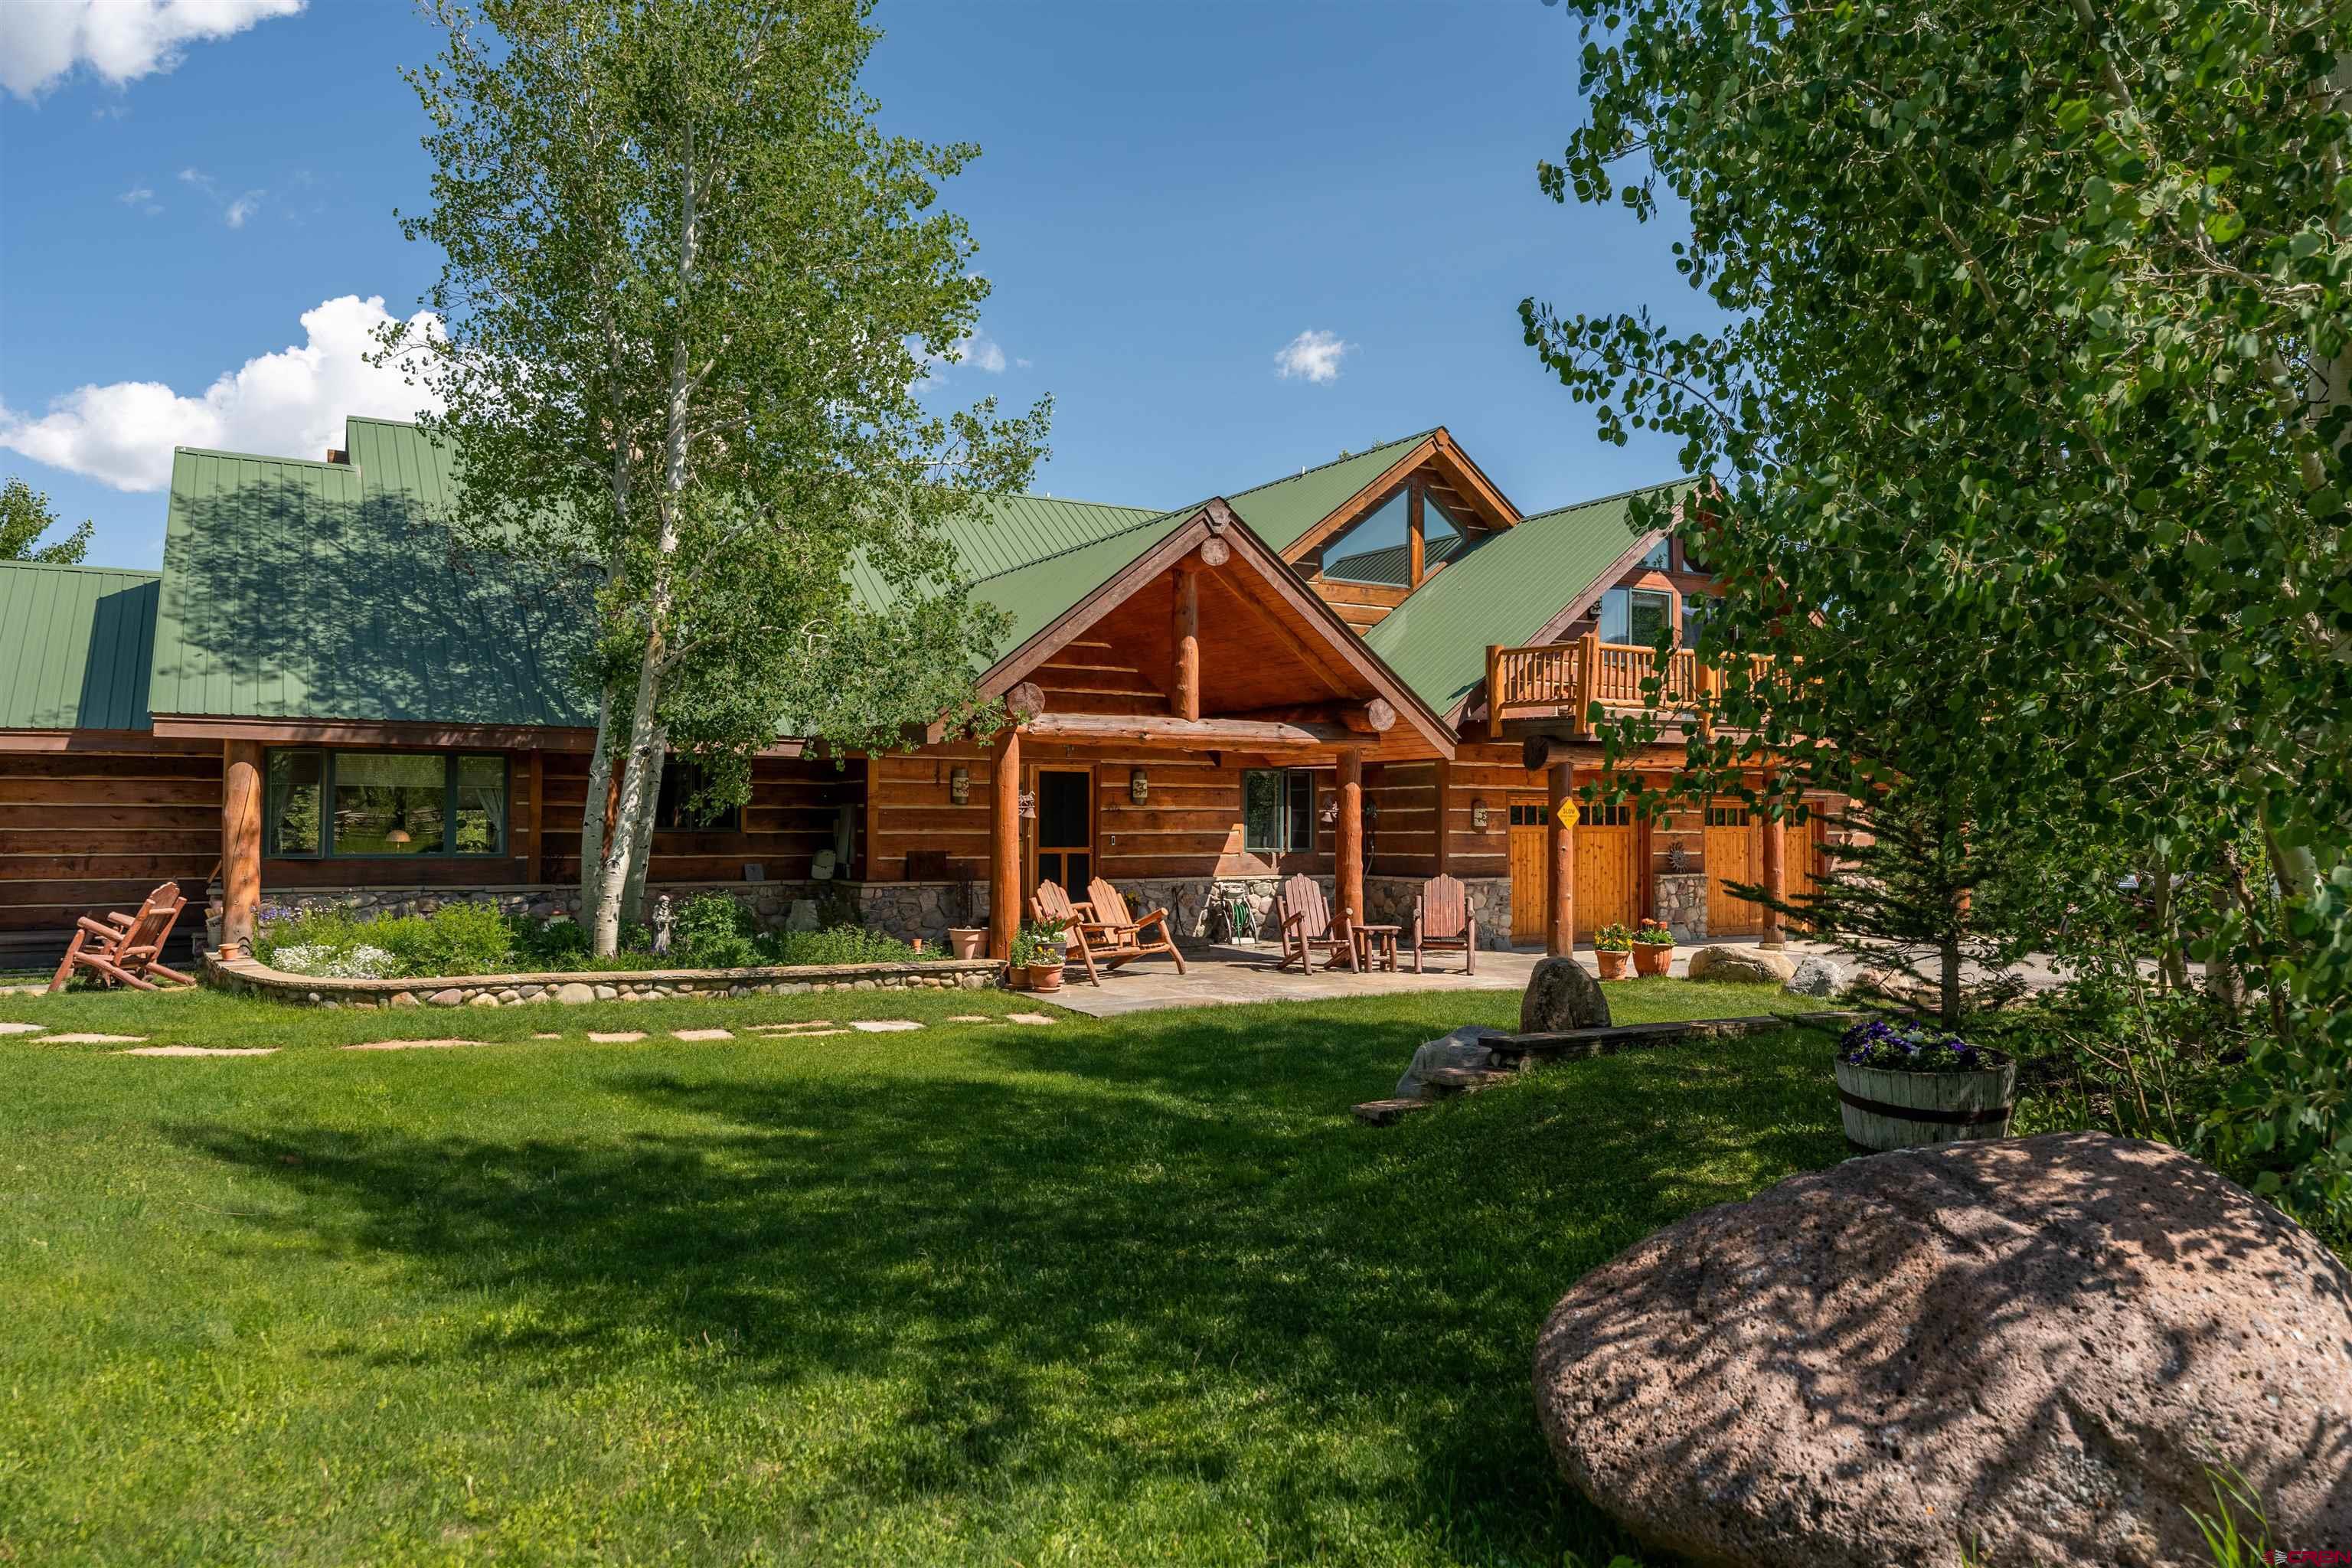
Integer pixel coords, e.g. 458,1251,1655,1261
204,950,1004,1008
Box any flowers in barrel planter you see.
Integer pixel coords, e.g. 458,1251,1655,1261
1839,1017,1987,1073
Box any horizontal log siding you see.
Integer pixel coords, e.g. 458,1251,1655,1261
0,735,221,952
537,752,861,886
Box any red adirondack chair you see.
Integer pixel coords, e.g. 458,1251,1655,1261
49,882,194,993
1410,874,1477,975
1275,873,1355,974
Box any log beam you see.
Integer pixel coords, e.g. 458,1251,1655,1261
1005,681,1045,720
1337,748,1365,931
1223,698,1395,734
222,739,263,957
1026,711,1359,750
1522,733,1600,773
1547,760,1576,956
988,724,1022,962
1173,564,1200,723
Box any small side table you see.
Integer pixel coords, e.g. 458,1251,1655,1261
1354,923,1402,973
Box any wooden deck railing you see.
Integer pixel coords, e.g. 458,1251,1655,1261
1485,634,1722,739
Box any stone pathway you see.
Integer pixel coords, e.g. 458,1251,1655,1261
345,1038,494,1051
946,1014,991,1023
0,1021,47,1035
671,1028,733,1041
1004,1013,1057,1026
850,1020,923,1032
41,1032,145,1044
588,1031,645,1043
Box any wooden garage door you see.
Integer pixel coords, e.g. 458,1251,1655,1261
1573,799,1640,942
1508,799,1548,944
1788,809,1829,925
1705,801,1762,936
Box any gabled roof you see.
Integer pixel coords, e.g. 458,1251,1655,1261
1363,480,1687,717
148,439,596,727
1221,433,1436,551
0,560,160,730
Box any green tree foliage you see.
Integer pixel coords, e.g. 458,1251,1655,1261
1527,2,2352,1219
0,477,93,564
381,0,1049,954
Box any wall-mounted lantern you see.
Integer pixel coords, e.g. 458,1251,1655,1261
948,766,970,805
1129,766,1149,805
1470,797,1491,832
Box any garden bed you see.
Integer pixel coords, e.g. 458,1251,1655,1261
206,949,1003,1008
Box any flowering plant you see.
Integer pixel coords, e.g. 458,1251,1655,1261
1631,918,1675,946
1593,922,1635,952
1838,1017,1997,1073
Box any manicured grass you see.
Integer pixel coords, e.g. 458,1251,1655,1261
1,976,1838,1566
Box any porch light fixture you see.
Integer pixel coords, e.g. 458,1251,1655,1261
948,766,970,805
1470,798,1491,832
1129,767,1149,805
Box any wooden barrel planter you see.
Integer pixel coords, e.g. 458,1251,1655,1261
1835,1049,2017,1152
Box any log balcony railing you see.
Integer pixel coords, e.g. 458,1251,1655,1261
1485,633,1724,739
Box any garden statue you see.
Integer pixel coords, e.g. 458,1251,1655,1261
652,893,675,957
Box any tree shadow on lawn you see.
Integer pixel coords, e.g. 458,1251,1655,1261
168,1024,1844,1562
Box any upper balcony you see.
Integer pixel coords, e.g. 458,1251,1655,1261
1485,633,1740,739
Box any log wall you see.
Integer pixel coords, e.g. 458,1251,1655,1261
0,733,222,959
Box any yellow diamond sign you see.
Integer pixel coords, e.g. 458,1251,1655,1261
1556,799,1579,829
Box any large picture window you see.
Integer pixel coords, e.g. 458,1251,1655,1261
1243,768,1316,855
1599,586,1675,645
264,750,508,858
655,758,743,832
1320,488,1465,586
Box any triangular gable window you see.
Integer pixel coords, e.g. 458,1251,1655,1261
1321,488,1464,586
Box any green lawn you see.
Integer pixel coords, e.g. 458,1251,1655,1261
2,977,1839,1566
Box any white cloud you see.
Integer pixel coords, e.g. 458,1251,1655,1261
1,0,305,101
916,331,1011,384
118,184,161,214
0,295,444,492
224,189,263,227
1274,328,1350,384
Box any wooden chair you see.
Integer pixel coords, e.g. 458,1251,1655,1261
1410,874,1477,975
1086,878,1187,975
49,882,194,994
1274,873,1356,974
1030,879,1119,986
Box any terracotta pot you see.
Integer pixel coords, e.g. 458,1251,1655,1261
1632,942,1673,977
1596,948,1629,980
946,927,986,960
1031,962,1064,993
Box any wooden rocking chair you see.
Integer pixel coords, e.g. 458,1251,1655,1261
49,882,195,994
1410,874,1477,975
1274,873,1356,974
1030,879,1122,987
1086,878,1187,975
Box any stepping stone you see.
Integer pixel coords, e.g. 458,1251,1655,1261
343,1038,494,1051
851,1020,923,1033
945,1014,991,1023
671,1028,733,1041
1354,1098,1436,1127
757,1027,846,1039
588,1031,645,1043
0,1021,46,1035
42,1032,146,1044
1005,1013,1057,1026
118,1045,277,1057
750,1020,835,1033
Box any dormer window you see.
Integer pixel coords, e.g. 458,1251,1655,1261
1321,486,1465,587
1639,535,1673,571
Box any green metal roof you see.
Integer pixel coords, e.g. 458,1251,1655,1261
1222,432,1432,551
0,560,161,730
965,506,1197,658
148,434,597,726
1362,481,1687,716
844,491,1162,613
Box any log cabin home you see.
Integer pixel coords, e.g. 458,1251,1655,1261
0,416,1834,967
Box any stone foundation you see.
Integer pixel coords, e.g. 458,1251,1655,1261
206,949,1003,1008
1653,871,1707,942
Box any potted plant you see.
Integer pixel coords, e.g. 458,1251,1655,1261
1834,1018,2015,1152
946,927,988,959
1630,917,1676,976
1018,920,1067,992
1593,922,1635,980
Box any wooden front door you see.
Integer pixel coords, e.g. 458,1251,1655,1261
1508,797,1549,944
1787,808,1829,926
1704,800,1762,936
1573,799,1641,941
1031,767,1093,898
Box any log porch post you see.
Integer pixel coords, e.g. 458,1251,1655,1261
1336,747,1365,928
988,724,1022,962
1547,759,1576,956
222,740,263,957
1172,562,1201,723
1759,776,1788,950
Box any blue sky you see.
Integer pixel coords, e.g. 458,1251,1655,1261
0,0,1707,570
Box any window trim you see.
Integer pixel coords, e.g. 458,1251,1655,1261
263,747,510,860
1242,767,1317,856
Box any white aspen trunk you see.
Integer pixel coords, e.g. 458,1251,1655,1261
620,720,665,920
579,683,617,926
592,655,668,953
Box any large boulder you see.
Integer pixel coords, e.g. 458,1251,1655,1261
1521,956,1611,1032
1786,954,1847,998
1686,944,1795,985
1533,1133,2352,1568
1395,1024,1508,1099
